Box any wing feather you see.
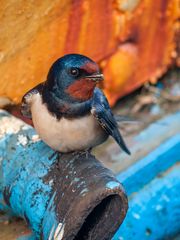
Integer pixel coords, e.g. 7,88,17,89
91,88,130,155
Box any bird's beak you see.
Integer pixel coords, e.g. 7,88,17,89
85,73,104,82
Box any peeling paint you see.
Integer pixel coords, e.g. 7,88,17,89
0,110,128,240
155,204,163,211
17,134,28,146
54,223,65,240
80,188,88,195
49,179,54,186
22,125,31,131
0,111,57,238
31,134,40,142
106,181,120,189
0,116,25,138
43,192,58,240
132,212,140,219
48,224,55,240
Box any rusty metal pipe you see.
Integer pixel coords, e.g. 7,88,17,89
0,110,128,239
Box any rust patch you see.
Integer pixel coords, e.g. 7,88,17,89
64,0,84,52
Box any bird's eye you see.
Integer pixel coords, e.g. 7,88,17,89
69,68,79,77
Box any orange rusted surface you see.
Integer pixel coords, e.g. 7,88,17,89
103,0,179,104
0,0,179,105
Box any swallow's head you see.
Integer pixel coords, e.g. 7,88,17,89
45,54,103,102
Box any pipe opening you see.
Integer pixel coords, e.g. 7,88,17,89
74,194,122,240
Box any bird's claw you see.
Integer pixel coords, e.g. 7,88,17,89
72,149,91,159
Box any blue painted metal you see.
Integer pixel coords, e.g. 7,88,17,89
117,134,180,196
0,110,65,239
0,110,128,240
0,109,180,239
114,164,180,240
0,111,58,238
113,134,180,239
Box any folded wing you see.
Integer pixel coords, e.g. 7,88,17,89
91,88,130,155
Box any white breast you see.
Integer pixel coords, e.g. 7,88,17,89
30,93,107,152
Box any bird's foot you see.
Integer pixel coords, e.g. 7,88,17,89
72,149,91,159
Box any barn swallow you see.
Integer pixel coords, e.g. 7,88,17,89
21,54,130,155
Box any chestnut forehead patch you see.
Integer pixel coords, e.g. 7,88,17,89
81,61,99,74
